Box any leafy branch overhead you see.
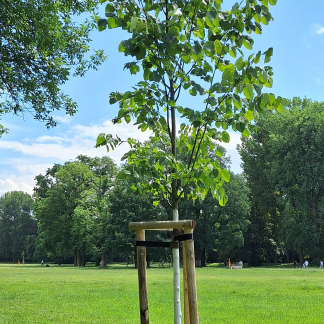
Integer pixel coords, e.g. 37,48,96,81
0,0,106,131
96,0,284,207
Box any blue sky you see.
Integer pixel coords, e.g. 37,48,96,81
1,0,324,196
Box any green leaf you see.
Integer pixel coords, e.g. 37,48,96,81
130,17,138,32
260,93,269,109
204,41,215,56
105,3,115,13
214,40,222,54
221,131,230,143
243,84,254,100
118,42,125,52
130,64,140,75
96,133,106,147
108,17,117,29
264,47,273,63
243,39,253,50
153,201,159,206
229,47,237,58
242,128,250,137
253,51,261,64
144,69,150,80
97,19,107,32
244,110,254,121
253,83,261,95
149,71,161,82
222,65,235,84
219,194,228,206
235,57,244,70
258,70,268,83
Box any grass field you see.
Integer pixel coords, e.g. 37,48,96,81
1,263,324,323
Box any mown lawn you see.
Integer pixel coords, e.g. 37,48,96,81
1,263,324,323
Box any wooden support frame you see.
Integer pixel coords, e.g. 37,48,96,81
129,220,199,324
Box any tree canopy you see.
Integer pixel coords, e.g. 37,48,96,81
0,191,36,262
240,98,324,263
96,1,280,320
0,0,106,134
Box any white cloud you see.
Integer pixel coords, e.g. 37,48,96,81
0,119,243,197
314,24,324,35
53,115,72,124
0,178,33,196
0,120,152,162
0,120,153,196
0,162,52,196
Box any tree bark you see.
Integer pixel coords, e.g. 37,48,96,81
201,247,206,267
101,253,107,267
137,229,149,324
298,247,304,264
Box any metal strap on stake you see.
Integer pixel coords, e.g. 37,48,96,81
136,232,194,249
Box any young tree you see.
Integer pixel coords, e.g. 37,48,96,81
96,0,280,321
0,0,106,134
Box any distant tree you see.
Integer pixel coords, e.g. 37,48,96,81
180,173,250,265
34,162,95,265
0,0,106,134
96,0,281,320
239,118,282,265
0,191,36,262
109,167,170,267
240,98,324,263
76,155,117,267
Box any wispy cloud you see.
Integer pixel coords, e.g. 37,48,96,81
53,115,72,124
0,119,243,196
0,120,153,195
314,24,324,35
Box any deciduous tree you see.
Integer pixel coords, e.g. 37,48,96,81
96,0,280,321
0,191,36,262
0,0,106,134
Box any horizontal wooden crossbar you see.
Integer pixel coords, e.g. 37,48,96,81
129,220,196,231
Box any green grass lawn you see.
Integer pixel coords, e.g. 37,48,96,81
1,263,324,323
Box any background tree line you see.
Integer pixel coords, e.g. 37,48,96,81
1,98,323,266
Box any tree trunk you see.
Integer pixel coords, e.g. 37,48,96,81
74,249,77,266
173,208,181,324
95,257,101,267
311,195,320,256
298,247,304,264
76,247,80,267
101,253,107,268
285,246,290,264
201,247,206,267
195,242,202,267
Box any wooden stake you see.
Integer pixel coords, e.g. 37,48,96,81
183,242,190,324
137,229,149,324
184,228,199,324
